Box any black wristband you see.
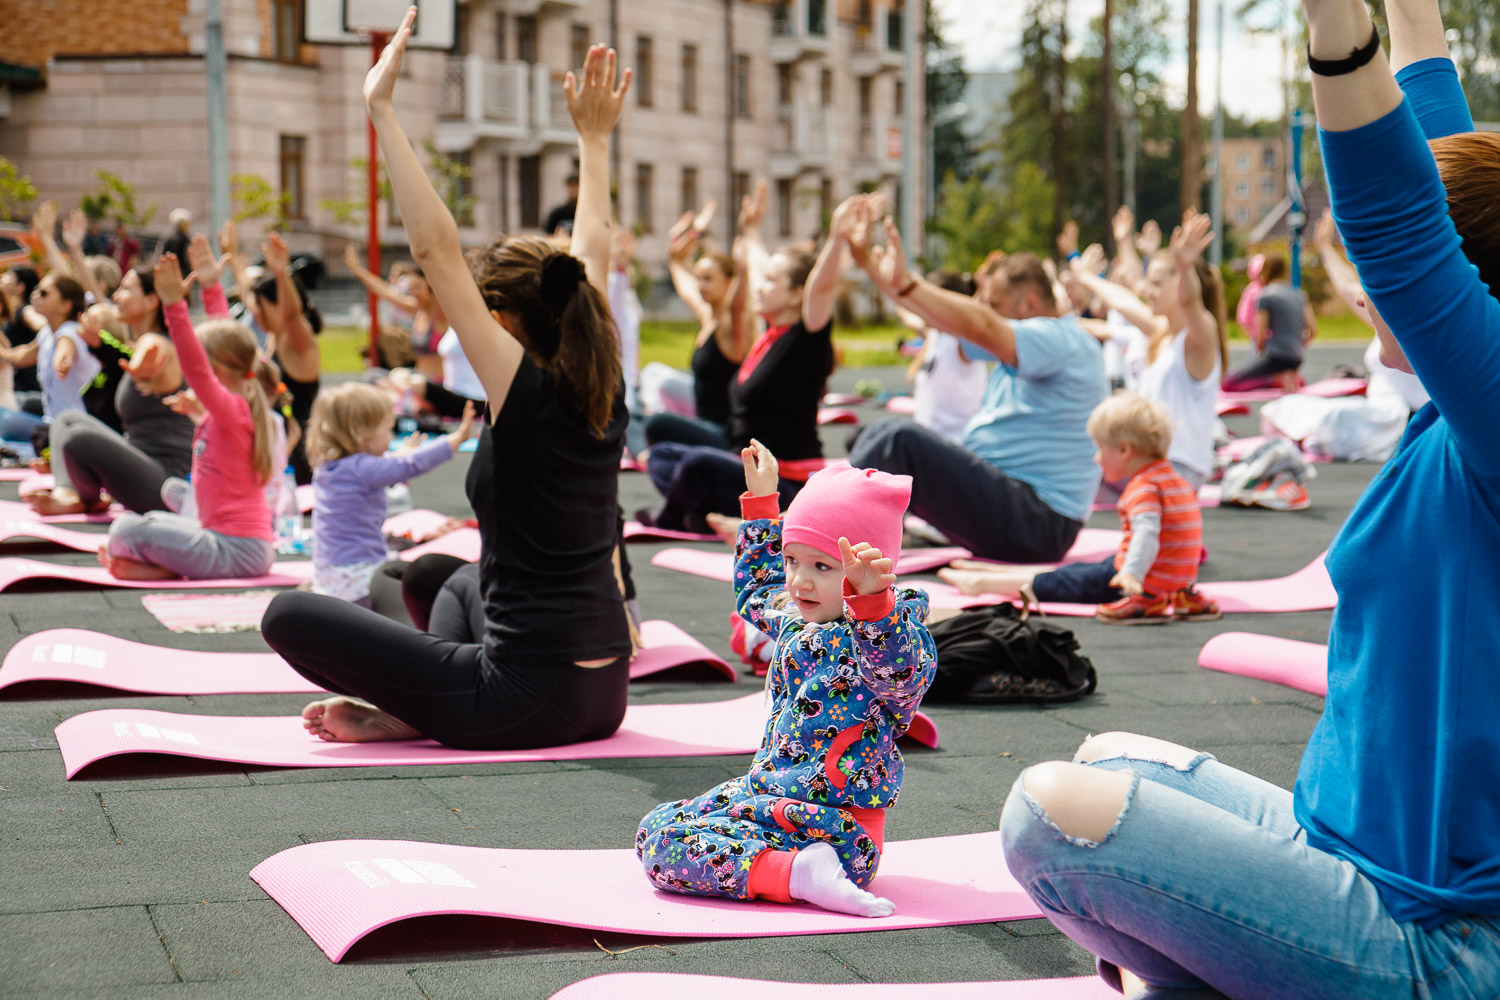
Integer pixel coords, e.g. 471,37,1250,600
1307,24,1381,77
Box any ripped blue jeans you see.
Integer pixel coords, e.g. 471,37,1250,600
999,752,1500,999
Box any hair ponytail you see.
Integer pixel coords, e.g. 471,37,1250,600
197,319,282,486
469,236,622,438
1194,259,1230,375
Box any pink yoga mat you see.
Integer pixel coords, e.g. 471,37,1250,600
0,498,118,524
650,531,1125,584
820,392,866,407
56,694,937,778
0,467,33,482
3,621,734,698
623,521,719,543
928,552,1336,615
1197,631,1328,696
549,973,1115,1000
817,407,860,426
249,830,1036,962
885,396,917,415
1218,388,1286,404
0,556,316,593
0,517,111,552
1215,400,1251,417
14,473,316,512
1301,377,1367,398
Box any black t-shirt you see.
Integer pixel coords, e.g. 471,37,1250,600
467,355,631,666
161,232,191,275
4,313,39,393
727,319,833,460
276,356,320,485
691,330,740,426
116,375,194,480
543,201,577,236
84,335,131,433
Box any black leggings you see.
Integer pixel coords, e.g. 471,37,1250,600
423,381,483,420
52,411,177,513
262,564,630,751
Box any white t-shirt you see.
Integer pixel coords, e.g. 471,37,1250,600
1362,337,1429,413
1102,309,1150,390
1137,329,1221,479
913,330,988,443
37,320,100,421
436,329,486,401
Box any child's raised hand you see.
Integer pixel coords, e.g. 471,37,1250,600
840,537,895,597
740,438,778,496
1135,218,1162,256
261,232,291,274
188,233,231,288
164,389,204,420
446,400,476,451
153,254,195,305
62,210,88,251
1109,570,1143,596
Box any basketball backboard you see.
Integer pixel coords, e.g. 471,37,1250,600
304,0,456,49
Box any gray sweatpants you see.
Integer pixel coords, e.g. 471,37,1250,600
107,512,275,579
49,411,172,513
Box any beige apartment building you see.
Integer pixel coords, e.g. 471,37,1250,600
1219,136,1286,237
0,0,921,276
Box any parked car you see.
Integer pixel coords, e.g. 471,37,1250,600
0,223,36,270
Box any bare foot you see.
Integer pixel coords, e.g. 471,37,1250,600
28,457,49,474
704,512,739,547
23,488,99,517
99,550,181,580
937,566,1036,598
302,697,422,743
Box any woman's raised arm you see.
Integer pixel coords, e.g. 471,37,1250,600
565,44,631,297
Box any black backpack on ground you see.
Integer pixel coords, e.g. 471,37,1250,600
926,603,1098,704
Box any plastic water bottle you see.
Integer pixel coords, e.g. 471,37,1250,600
274,465,305,555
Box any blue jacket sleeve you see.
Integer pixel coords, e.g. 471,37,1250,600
1395,58,1473,140
1323,100,1500,474
351,438,454,489
847,586,938,733
734,514,796,640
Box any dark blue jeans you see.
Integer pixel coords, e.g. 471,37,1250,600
1030,556,1121,604
849,418,1083,563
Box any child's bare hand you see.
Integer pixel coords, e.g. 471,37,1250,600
1109,570,1143,596
446,400,476,452
164,389,204,420
840,538,896,597
741,438,778,496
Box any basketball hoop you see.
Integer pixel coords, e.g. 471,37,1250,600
304,0,455,50
303,1,456,363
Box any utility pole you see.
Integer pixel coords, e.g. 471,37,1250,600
900,0,922,253
1102,0,1117,252
1181,0,1202,215
1210,0,1224,266
205,0,229,242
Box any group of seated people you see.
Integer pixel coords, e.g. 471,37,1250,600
8,0,1498,992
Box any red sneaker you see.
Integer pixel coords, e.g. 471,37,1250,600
1172,586,1222,622
1095,592,1175,625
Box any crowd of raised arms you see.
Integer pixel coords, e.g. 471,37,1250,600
3,0,1498,994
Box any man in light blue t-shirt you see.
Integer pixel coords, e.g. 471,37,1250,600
850,252,1107,562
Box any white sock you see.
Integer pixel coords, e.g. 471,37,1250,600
787,842,895,918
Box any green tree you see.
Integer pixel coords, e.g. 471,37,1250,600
318,157,393,227
926,0,971,185
231,174,291,227
82,170,157,227
421,141,475,227
0,157,37,223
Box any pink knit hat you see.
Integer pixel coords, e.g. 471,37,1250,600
782,465,912,571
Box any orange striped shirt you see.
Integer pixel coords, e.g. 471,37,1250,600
1114,459,1203,595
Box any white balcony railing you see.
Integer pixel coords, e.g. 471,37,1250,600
435,55,577,150
772,102,834,169
856,114,903,171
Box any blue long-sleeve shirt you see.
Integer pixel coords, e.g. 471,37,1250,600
1293,59,1500,925
312,439,453,568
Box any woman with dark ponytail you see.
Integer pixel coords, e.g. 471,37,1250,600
262,13,636,751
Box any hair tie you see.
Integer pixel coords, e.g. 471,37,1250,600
244,370,255,380
275,381,287,396
538,254,586,310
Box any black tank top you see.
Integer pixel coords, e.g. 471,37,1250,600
690,329,739,426
276,358,320,485
4,312,39,393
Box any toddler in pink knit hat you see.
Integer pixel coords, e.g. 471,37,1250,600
636,439,937,917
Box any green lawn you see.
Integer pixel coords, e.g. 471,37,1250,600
319,310,1371,376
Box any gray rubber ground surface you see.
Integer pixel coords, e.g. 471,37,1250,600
1,345,1372,998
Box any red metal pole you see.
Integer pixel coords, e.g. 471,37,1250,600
366,32,390,367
